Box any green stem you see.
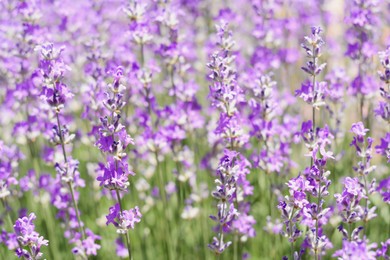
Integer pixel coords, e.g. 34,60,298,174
154,152,167,207
362,174,369,234
314,189,322,260
233,233,238,260
311,42,317,168
348,223,352,241
56,112,67,163
68,182,86,240
140,43,145,68
56,112,86,242
170,67,177,103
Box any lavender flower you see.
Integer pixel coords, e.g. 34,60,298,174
209,150,239,255
297,26,327,108
376,176,390,204
375,47,390,166
335,177,365,237
349,122,377,230
207,21,255,257
36,42,100,257
324,68,348,138
106,204,142,234
278,175,311,250
333,238,377,260
345,0,380,122
95,66,140,259
13,213,48,259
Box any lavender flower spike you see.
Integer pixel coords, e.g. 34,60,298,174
14,213,48,259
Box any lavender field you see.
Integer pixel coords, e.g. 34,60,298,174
0,0,389,259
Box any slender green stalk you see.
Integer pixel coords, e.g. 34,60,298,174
362,174,369,234
154,152,173,259
288,207,296,259
154,152,167,207
56,112,68,163
55,112,86,241
233,233,238,260
68,182,86,240
348,223,352,241
170,67,177,103
311,44,317,168
140,43,145,68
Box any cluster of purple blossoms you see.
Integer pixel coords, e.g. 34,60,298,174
279,134,334,259
332,122,385,257
2,1,46,145
244,3,300,239
250,0,299,72
95,66,141,259
376,168,390,204
300,124,335,257
375,48,390,167
13,213,48,259
0,141,24,200
0,140,26,256
333,238,377,260
278,175,311,246
106,204,142,234
324,68,349,138
280,26,336,259
208,150,240,254
208,21,255,256
375,131,390,166
335,177,365,226
246,71,295,174
36,42,100,257
345,0,380,61
345,0,381,123
334,176,381,258
349,122,377,223
296,26,327,109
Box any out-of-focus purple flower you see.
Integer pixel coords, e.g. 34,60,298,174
263,216,283,235
325,68,348,102
345,0,379,60
13,213,48,260
376,48,390,124
377,176,390,204
378,47,390,84
232,214,256,238
374,101,389,123
333,239,377,260
335,177,364,224
116,237,129,258
81,229,101,256
0,141,23,199
376,239,390,259
349,75,379,97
